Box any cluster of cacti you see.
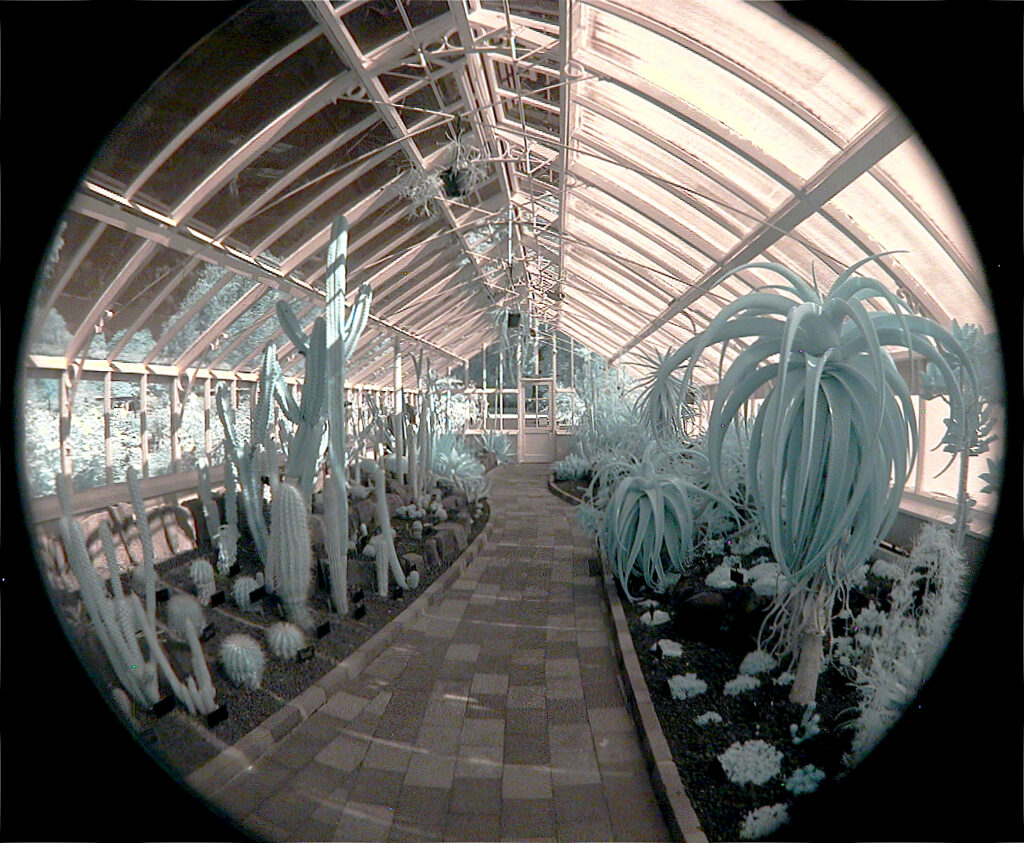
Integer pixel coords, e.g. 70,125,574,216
58,470,218,716
220,633,265,689
266,621,306,661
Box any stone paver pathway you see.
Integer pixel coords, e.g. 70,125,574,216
209,464,670,842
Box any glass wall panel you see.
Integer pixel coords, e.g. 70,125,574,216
147,382,172,477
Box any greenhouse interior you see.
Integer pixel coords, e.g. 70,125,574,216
4,2,1019,842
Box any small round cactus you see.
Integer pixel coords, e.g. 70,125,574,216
362,539,378,559
406,569,420,590
220,633,265,689
190,558,216,605
232,575,261,610
267,621,306,661
165,593,206,640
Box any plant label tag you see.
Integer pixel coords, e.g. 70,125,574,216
155,587,170,603
353,604,366,620
152,696,175,717
200,623,216,642
352,588,365,603
249,585,267,602
315,621,331,639
205,705,228,728
210,590,226,607
227,563,241,577
729,569,745,585
297,645,315,662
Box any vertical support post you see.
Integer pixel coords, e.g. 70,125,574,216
139,373,150,479
203,377,213,462
170,375,182,473
59,365,75,478
393,339,403,415
104,371,114,485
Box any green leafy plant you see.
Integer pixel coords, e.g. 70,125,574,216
639,254,975,703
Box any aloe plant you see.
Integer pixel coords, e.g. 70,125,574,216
640,255,975,703
588,441,722,600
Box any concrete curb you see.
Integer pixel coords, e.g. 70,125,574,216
600,554,709,843
185,511,496,795
547,474,584,505
548,472,707,843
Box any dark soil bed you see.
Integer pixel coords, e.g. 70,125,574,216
551,475,590,501
615,544,902,842
61,491,489,779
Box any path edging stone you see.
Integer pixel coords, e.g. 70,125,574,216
550,470,707,843
600,551,709,843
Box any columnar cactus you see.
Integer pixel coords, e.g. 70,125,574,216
267,621,306,661
323,214,373,617
126,466,157,631
216,383,269,564
267,481,315,631
220,634,265,689
197,462,221,548
373,466,407,595
190,558,217,606
58,474,158,706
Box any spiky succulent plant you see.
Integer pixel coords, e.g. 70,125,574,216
638,255,975,703
220,634,265,689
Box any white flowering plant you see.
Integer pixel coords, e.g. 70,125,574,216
718,739,783,785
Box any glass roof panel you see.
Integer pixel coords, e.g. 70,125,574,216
574,104,765,237
148,269,258,365
89,3,318,188
875,136,984,281
635,0,887,141
140,35,347,208
825,173,995,330
576,3,841,182
573,77,792,210
191,98,379,232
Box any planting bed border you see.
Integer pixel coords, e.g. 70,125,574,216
549,473,706,842
184,513,496,797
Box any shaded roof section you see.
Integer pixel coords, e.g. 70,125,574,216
26,0,992,388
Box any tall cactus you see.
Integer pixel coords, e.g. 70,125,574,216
267,481,315,631
323,215,373,616
196,461,222,548
372,465,407,596
275,310,328,502
216,383,269,564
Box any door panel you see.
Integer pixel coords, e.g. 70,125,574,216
519,379,555,462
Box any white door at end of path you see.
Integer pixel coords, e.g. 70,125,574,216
518,378,555,463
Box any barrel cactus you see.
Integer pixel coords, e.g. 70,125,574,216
220,634,265,689
165,593,206,640
267,621,306,661
232,575,261,611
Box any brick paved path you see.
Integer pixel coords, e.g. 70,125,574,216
207,463,670,842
